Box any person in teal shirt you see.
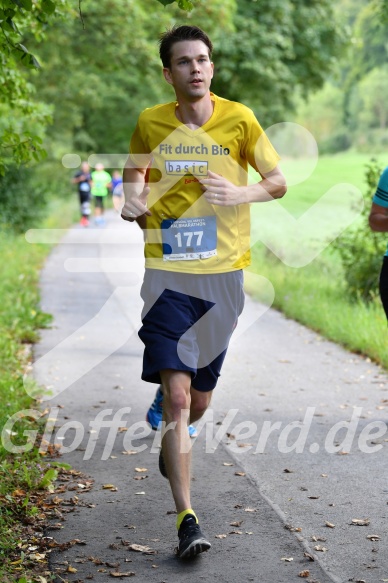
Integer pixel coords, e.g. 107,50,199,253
91,163,112,224
369,166,388,319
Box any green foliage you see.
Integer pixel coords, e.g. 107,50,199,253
0,165,48,232
156,0,194,8
331,159,387,301
212,0,346,125
348,65,388,150
295,83,351,154
0,0,75,173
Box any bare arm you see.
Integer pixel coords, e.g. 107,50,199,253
121,161,151,229
369,202,388,232
200,165,287,206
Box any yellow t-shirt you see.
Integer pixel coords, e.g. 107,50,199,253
130,93,280,274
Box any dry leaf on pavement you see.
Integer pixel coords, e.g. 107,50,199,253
325,521,335,528
314,545,327,552
234,471,246,477
298,571,310,578
366,534,380,541
281,557,293,562
215,534,227,539
110,572,135,578
230,521,243,527
352,518,370,526
67,566,77,573
135,468,148,472
128,544,157,554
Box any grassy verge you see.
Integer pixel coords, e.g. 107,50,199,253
246,248,387,368
0,196,78,582
247,151,387,369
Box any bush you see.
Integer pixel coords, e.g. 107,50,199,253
0,166,48,233
331,159,387,301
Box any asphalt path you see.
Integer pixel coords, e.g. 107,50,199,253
32,209,388,583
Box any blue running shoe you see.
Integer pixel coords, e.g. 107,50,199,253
146,386,163,430
146,386,197,438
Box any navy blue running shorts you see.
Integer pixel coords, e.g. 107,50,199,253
138,268,245,391
380,256,388,319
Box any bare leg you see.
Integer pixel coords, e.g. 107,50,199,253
160,369,192,512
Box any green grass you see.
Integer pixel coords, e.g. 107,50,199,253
248,151,388,368
0,195,78,582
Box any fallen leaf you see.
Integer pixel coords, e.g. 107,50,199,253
103,484,118,490
311,535,327,542
308,496,320,499
314,545,327,552
299,571,310,578
304,552,314,561
222,462,234,466
237,443,253,448
285,524,302,532
325,521,335,528
229,530,243,535
215,534,227,539
135,468,148,472
134,476,148,480
122,450,138,455
234,472,246,477
283,468,293,473
110,572,135,578
281,557,293,562
244,507,257,512
67,566,77,573
366,534,380,541
135,491,145,495
106,562,120,568
230,521,243,527
118,427,128,432
352,518,370,526
128,544,156,555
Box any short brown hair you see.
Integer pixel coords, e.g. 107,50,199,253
159,25,213,68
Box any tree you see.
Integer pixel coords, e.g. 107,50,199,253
211,0,346,126
0,0,74,173
29,0,235,156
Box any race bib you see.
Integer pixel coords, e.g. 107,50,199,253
161,216,217,261
80,182,90,192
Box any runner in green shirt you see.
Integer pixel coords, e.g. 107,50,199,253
91,163,112,225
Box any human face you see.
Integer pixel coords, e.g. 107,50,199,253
163,40,214,102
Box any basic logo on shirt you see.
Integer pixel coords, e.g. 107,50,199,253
165,160,208,176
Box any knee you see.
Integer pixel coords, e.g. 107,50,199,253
190,393,211,420
163,386,191,420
